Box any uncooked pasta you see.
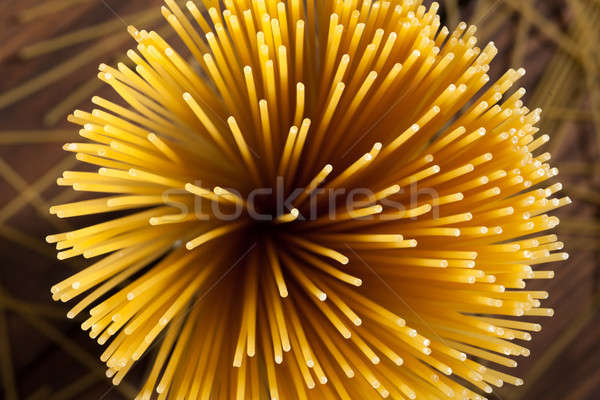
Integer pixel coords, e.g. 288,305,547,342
48,0,569,398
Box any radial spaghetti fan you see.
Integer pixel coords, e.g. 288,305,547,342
48,1,570,398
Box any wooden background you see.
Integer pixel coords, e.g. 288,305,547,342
0,0,598,399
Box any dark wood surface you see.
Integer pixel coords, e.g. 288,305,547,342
0,1,598,399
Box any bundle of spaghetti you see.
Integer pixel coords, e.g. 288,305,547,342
48,1,570,399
